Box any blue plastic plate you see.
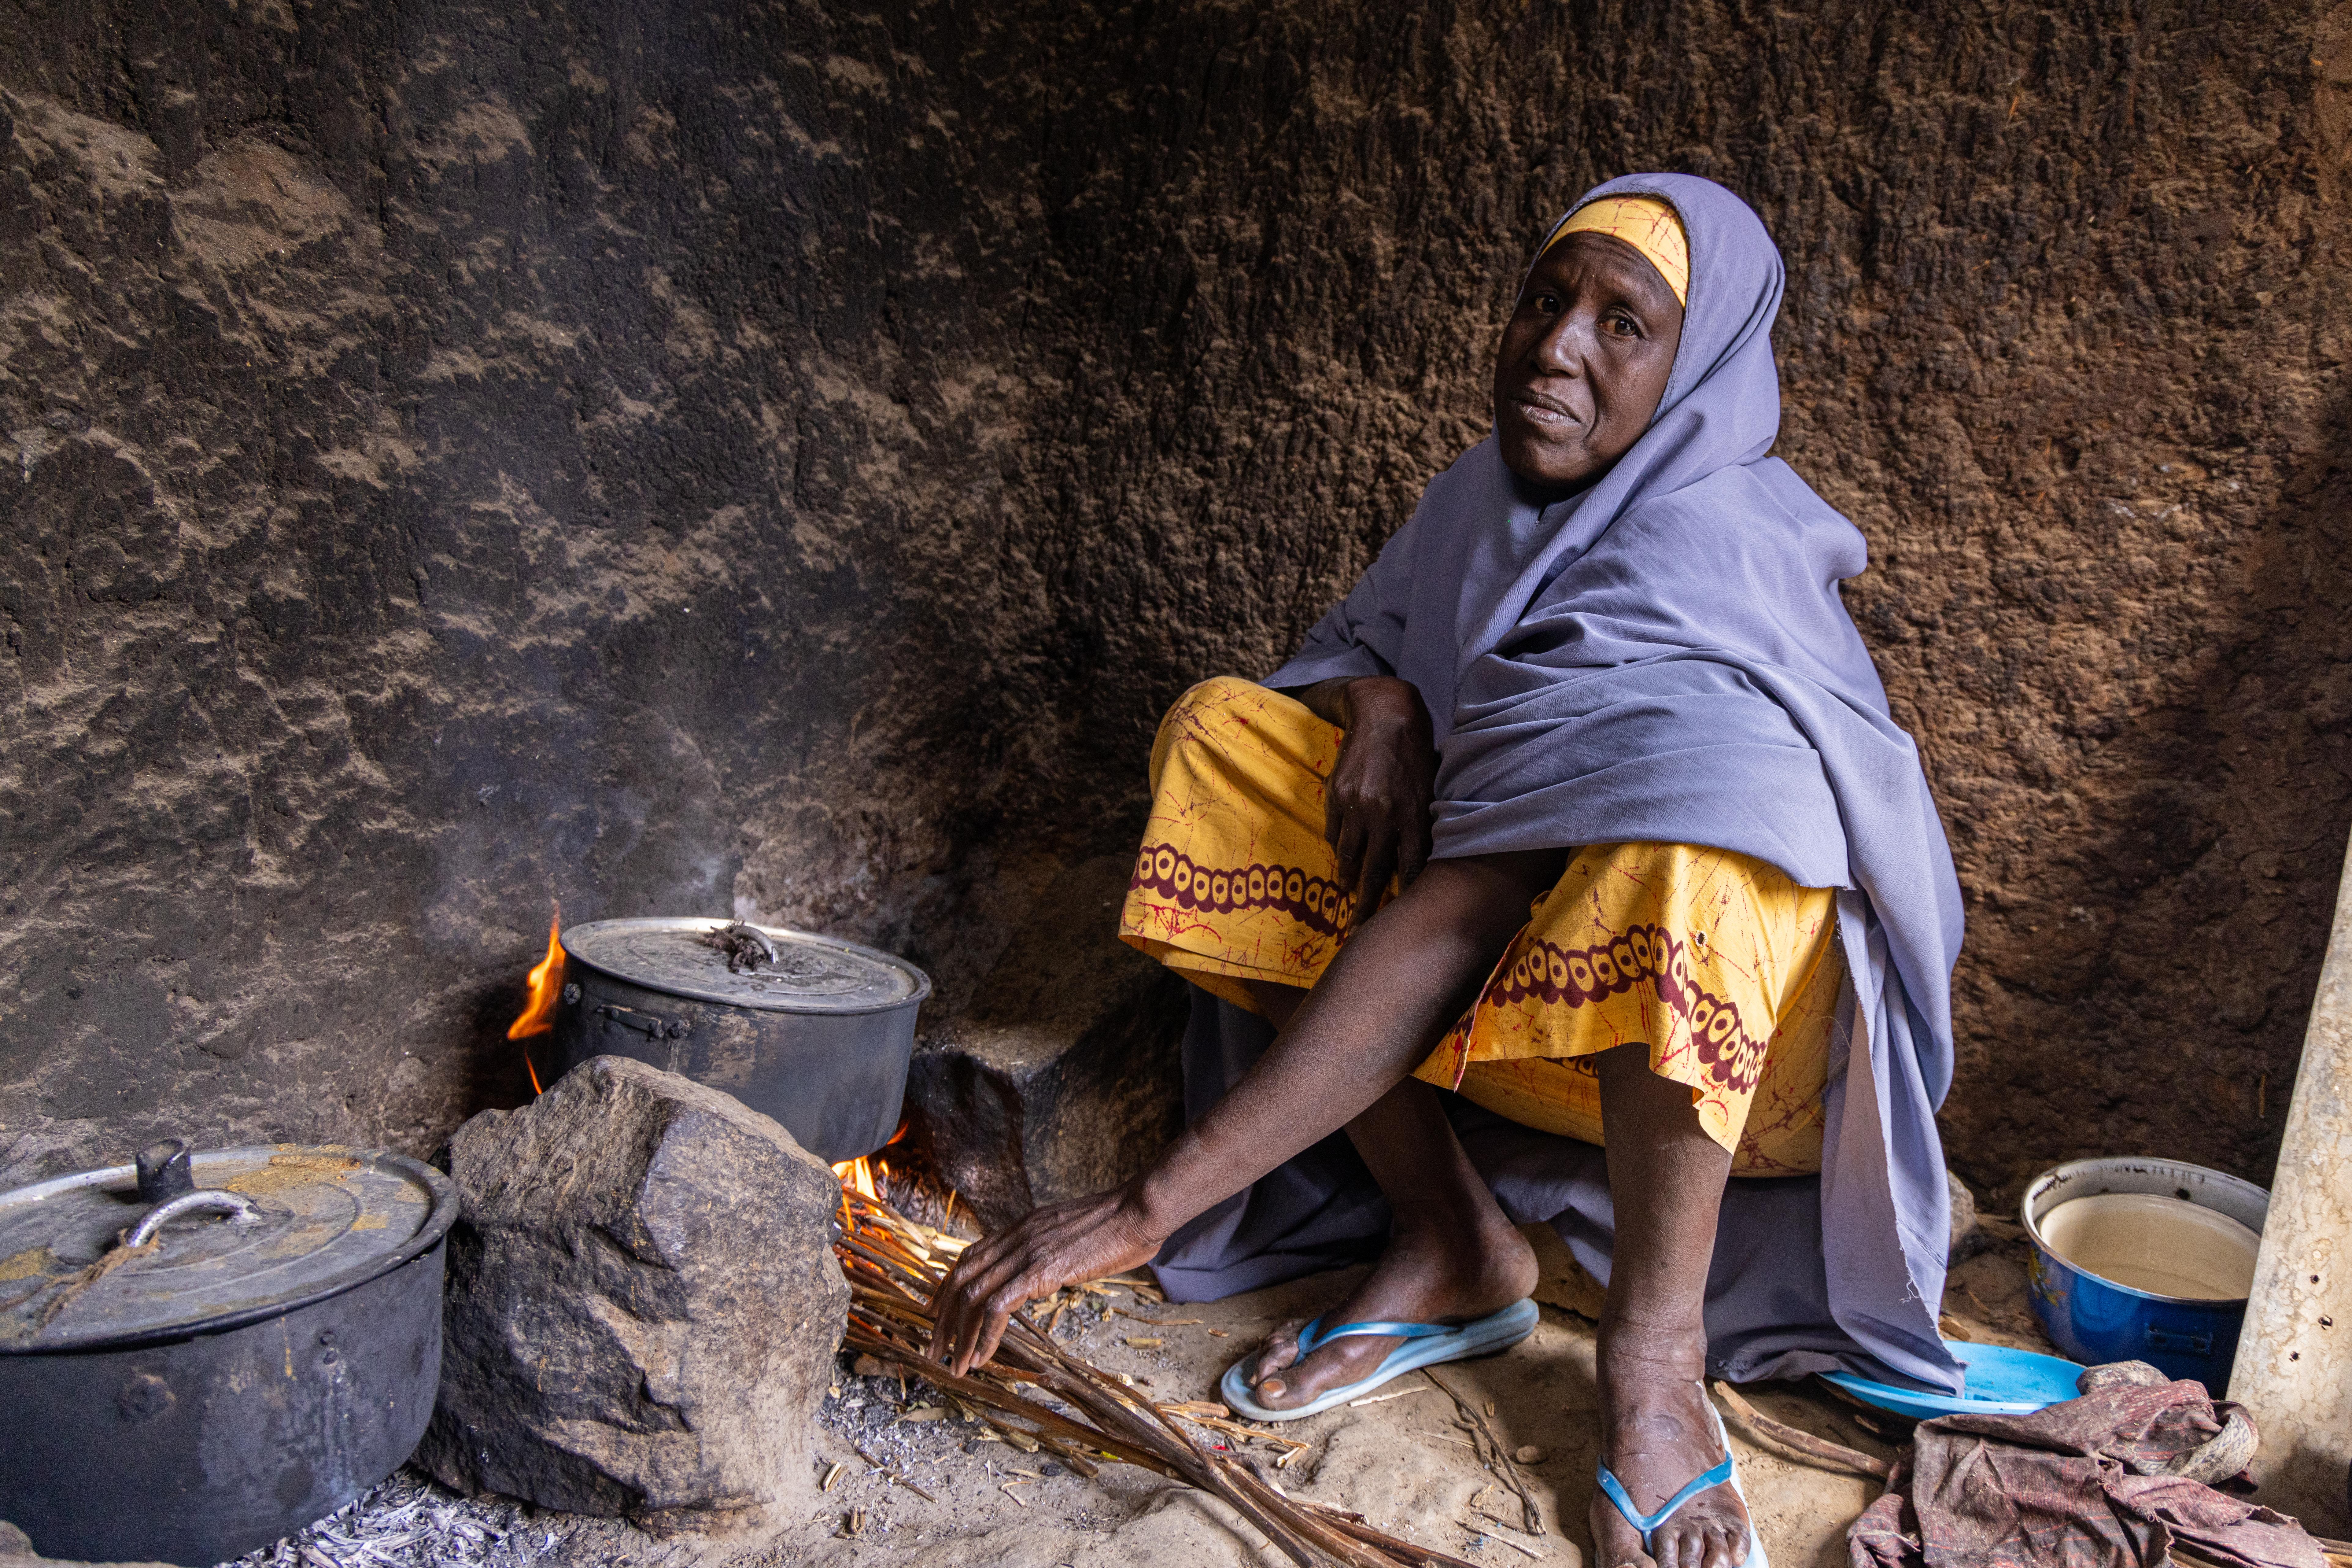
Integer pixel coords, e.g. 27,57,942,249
1819,1338,2085,1420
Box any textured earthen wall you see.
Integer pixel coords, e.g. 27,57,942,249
2,0,2346,1198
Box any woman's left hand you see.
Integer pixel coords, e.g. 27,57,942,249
927,1185,1167,1374
1322,676,1437,931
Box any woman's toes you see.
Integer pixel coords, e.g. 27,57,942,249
1254,1353,1321,1405
1250,1324,1301,1380
1255,1364,1317,1406
1257,1330,1304,1375
1664,1510,1745,1568
1590,1499,1653,1568
1254,1336,1388,1407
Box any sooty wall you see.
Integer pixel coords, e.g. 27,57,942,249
2,0,2346,1200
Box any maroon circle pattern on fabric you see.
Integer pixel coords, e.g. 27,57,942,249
1471,922,1768,1093
1129,843,1357,937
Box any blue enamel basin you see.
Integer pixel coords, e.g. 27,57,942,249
2021,1157,2269,1396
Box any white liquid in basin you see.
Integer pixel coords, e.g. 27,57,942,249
2039,1192,2260,1300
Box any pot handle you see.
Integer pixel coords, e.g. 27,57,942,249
126,1189,264,1250
596,1002,691,1041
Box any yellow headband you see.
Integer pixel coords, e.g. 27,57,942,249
1541,196,1689,307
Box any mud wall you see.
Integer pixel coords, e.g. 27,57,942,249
2,0,2346,1196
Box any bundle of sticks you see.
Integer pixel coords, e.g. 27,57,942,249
833,1184,1484,1568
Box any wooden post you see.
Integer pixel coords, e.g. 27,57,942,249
2232,825,2352,1535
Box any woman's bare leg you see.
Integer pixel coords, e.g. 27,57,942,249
1590,1045,1749,1568
1234,982,1537,1408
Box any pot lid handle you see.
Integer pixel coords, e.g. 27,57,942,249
125,1189,263,1250
134,1139,194,1204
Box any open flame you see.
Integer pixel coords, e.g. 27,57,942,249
507,907,564,1095
829,1120,910,1206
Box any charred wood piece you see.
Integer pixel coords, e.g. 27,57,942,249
698,922,783,974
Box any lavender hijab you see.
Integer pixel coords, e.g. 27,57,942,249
1235,173,1966,1392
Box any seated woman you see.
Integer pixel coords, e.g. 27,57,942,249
930,174,1965,1568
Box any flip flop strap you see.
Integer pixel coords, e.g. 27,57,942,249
1292,1315,1460,1357
1595,1456,1736,1550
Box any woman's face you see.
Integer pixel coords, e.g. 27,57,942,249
1492,231,1685,489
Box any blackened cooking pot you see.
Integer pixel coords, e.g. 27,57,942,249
540,917,930,1162
0,1140,456,1565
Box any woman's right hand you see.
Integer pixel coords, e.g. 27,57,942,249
1321,676,1437,931
928,1184,1167,1375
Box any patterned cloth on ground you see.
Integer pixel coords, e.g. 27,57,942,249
1847,1378,2322,1568
1117,675,1842,1175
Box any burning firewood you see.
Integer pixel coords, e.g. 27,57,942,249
832,1182,1483,1568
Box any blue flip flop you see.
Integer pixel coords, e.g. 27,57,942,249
1596,1395,1767,1568
1218,1298,1540,1422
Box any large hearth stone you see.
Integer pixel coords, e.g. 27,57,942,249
416,1057,847,1533
907,855,1188,1228
0,1521,175,1568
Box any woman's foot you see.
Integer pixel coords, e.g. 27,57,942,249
1241,1205,1537,1409
1590,1323,1753,1568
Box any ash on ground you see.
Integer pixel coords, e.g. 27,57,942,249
818,1354,1084,1488
220,1469,674,1568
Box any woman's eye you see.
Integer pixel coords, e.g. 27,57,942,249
1606,312,1639,337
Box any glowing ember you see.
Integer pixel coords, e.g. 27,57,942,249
506,907,564,1095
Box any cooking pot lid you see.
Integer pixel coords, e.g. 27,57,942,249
0,1144,455,1352
559,918,931,1014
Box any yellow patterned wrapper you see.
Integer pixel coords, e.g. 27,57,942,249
1542,195,1690,305
1118,677,1838,1175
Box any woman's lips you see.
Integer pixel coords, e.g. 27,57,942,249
1509,391,1582,428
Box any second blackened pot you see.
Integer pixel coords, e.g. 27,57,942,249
0,1142,455,1565
542,917,929,1162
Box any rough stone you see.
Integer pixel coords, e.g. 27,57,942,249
0,1522,172,1568
0,0,2347,1217
906,856,1187,1229
415,1055,847,1534
1947,1169,1987,1265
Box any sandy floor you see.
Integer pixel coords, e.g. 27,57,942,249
731,1230,2061,1568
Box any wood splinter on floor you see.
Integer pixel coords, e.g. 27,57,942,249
853,1442,938,1501
1710,1380,1891,1481
1161,1402,1314,1464
1458,1520,1543,1560
1350,1385,1436,1408
1423,1367,1544,1536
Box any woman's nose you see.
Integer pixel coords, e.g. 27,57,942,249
1532,314,1590,375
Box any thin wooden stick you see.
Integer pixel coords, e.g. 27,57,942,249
1421,1367,1542,1535
1711,1380,1891,1481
